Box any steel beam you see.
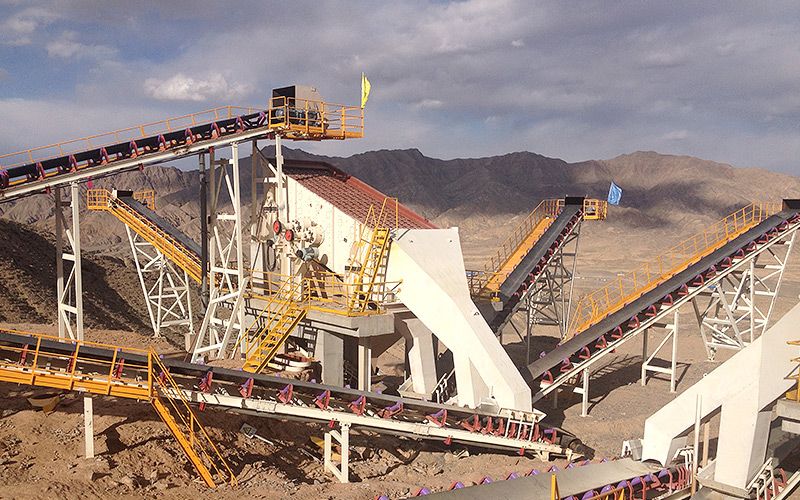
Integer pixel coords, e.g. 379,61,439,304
55,182,84,340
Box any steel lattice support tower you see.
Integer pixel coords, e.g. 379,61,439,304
191,143,248,362
519,223,581,364
126,227,195,339
692,229,797,359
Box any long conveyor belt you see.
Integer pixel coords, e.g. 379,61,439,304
118,193,202,258
527,207,800,400
488,201,583,333
0,329,593,460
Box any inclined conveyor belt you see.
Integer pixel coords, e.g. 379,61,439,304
0,113,266,193
499,203,581,300
117,194,201,258
488,201,583,332
0,329,592,458
526,209,800,393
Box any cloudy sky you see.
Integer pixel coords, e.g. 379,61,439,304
1,1,799,172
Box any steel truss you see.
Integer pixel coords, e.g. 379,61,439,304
538,220,800,417
55,182,84,340
521,226,580,363
126,227,194,340
692,230,796,359
191,143,248,362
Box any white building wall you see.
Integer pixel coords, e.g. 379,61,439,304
286,176,361,273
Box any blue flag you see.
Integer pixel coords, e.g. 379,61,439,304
607,181,622,206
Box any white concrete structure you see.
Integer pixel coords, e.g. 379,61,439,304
237,156,530,412
642,300,800,490
386,228,533,412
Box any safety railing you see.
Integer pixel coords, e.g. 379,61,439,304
786,340,800,402
347,197,397,312
242,276,303,357
565,201,782,339
469,199,561,295
87,189,202,282
268,96,364,139
0,328,152,399
0,106,260,169
487,199,562,276
249,270,402,316
150,351,237,488
133,189,156,210
581,198,608,221
0,328,236,489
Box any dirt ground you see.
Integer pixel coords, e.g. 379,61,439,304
1,229,800,498
2,272,799,499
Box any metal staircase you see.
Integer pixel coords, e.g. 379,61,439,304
347,198,397,313
150,352,236,488
243,278,308,373
0,330,236,488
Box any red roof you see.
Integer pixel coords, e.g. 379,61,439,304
284,160,436,230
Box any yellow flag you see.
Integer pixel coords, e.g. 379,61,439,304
361,72,371,108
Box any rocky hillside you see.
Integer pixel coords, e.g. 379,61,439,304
0,148,798,326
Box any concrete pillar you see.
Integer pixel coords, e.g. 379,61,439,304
396,317,438,396
317,331,344,387
83,395,94,459
453,350,489,409
357,338,372,391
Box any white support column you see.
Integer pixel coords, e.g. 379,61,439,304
357,338,372,391
580,368,589,417
191,143,248,361
324,423,350,483
83,395,94,459
641,311,679,393
55,182,84,340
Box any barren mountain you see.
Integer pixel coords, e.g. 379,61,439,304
0,148,798,326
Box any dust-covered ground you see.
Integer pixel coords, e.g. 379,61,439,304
2,202,800,498
2,271,799,499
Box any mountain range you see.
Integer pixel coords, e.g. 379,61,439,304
0,148,798,327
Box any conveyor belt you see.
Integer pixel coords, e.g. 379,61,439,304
0,329,592,460
499,203,581,301
488,201,583,332
0,99,363,202
118,194,201,258
527,209,800,396
421,458,688,499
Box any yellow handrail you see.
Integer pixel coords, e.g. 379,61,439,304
0,106,259,168
0,328,235,488
242,276,303,358
87,188,202,282
471,198,608,297
787,340,800,402
565,201,782,339
248,270,402,317
150,350,237,488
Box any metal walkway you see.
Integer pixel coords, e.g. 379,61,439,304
0,328,590,469
0,98,364,203
527,202,800,408
0,330,236,488
488,199,585,334
87,188,203,282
